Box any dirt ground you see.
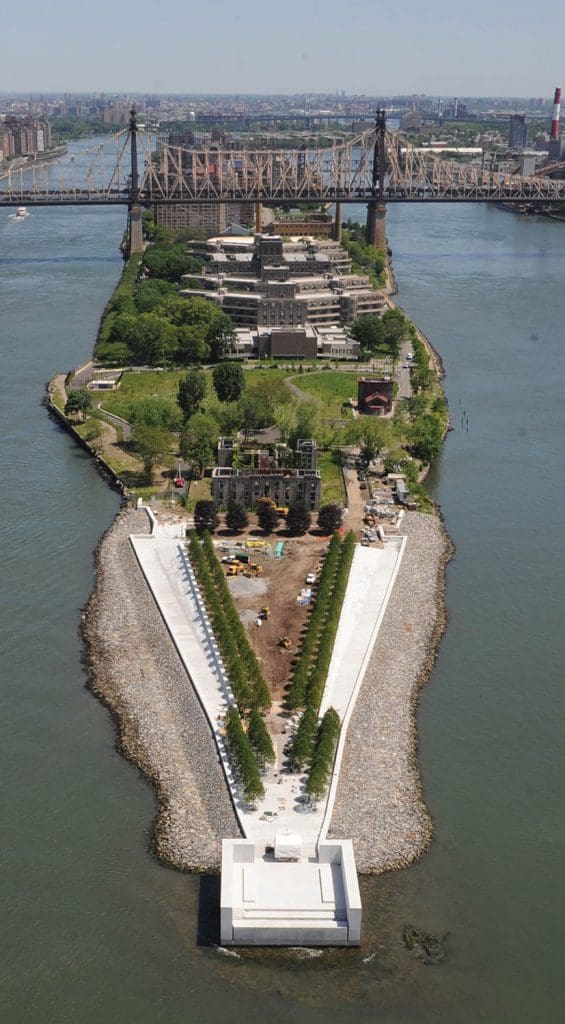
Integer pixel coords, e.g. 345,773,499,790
215,524,331,705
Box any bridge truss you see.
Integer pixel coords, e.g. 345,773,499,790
1,114,565,206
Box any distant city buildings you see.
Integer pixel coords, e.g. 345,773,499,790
0,116,51,160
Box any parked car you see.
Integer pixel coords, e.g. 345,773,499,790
305,572,316,585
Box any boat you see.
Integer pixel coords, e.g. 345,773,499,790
9,207,29,221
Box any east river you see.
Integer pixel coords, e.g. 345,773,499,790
1,188,565,1022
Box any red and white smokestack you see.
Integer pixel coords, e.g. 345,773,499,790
551,87,561,140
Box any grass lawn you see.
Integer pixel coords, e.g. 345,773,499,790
97,369,187,419
318,451,346,504
289,371,357,418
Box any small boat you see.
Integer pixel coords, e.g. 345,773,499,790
9,206,29,221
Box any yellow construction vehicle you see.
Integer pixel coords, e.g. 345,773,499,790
260,606,271,619
245,562,264,577
278,635,291,649
226,562,245,577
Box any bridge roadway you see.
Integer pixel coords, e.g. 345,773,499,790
1,190,564,206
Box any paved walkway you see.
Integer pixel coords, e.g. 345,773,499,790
130,510,405,856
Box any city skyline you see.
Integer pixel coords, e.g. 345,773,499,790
5,0,563,96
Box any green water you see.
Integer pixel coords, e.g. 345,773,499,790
1,195,564,1022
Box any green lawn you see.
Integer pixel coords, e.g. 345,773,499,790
289,371,357,418
318,451,346,504
97,369,187,419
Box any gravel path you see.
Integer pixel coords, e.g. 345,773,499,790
327,511,452,873
83,506,241,872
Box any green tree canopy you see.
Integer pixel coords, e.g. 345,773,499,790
409,414,443,464
133,279,179,314
212,362,245,403
133,425,171,479
142,244,202,283
180,412,219,474
317,503,344,534
177,369,206,419
128,312,178,365
346,417,392,461
194,500,220,534
225,498,249,533
127,396,182,432
287,502,312,536
256,499,280,533
65,388,91,419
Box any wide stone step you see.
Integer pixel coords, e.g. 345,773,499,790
238,909,346,922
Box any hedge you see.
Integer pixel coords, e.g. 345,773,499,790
305,707,341,801
305,531,356,713
225,706,265,804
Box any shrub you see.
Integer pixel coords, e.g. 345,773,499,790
289,709,318,769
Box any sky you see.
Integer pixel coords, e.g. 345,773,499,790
5,0,563,96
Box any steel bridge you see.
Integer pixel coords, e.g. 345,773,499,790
1,111,564,249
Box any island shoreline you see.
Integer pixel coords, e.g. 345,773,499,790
57,243,454,876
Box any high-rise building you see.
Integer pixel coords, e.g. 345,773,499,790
509,115,528,150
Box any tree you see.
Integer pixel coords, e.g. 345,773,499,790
350,313,385,353
194,500,219,534
225,499,248,532
133,425,171,479
180,412,219,475
142,244,202,283
409,414,443,464
212,362,245,403
177,369,206,419
287,501,312,536
256,499,280,533
208,313,236,362
346,417,392,462
247,709,275,767
127,397,182,431
133,278,178,314
317,503,343,534
128,312,177,365
65,388,91,419
274,403,297,443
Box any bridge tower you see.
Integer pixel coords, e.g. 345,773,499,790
128,109,145,255
365,109,387,251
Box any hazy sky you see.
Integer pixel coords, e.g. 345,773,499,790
6,0,563,96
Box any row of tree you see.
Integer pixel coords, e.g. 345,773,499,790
188,531,271,711
225,706,266,805
287,532,356,713
305,707,341,802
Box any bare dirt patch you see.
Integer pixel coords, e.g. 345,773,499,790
214,527,331,703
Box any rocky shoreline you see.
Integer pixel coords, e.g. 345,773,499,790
82,506,241,872
83,502,452,874
327,510,453,872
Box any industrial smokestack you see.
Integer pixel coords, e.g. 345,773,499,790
551,86,562,140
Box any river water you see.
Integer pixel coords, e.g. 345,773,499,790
1,186,564,1022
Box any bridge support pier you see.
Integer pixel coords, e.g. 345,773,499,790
333,201,342,242
365,200,387,251
129,205,144,254
255,202,263,234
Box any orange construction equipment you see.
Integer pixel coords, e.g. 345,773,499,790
278,635,291,649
